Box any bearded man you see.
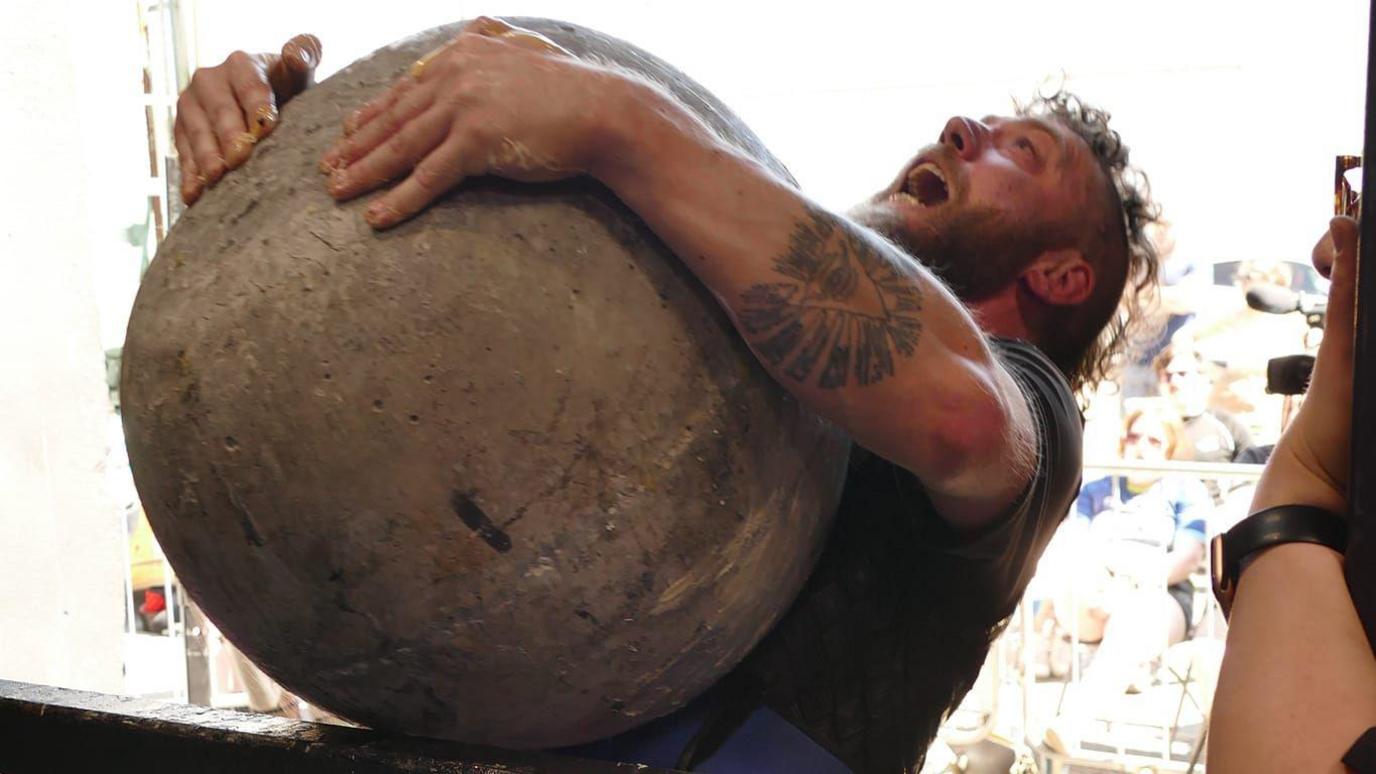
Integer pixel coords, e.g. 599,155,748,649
173,20,1159,773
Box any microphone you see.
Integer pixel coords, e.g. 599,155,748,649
1266,354,1316,395
1245,284,1327,327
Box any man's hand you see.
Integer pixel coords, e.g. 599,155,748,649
174,34,322,205
320,17,611,230
1251,215,1358,514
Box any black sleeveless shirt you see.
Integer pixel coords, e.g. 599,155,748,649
724,338,1083,773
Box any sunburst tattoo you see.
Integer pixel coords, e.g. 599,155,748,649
740,207,924,389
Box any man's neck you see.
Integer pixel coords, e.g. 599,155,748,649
967,293,1033,341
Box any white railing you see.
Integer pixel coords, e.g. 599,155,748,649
938,459,1265,772
1083,459,1265,482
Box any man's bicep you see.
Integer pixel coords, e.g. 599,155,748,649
933,339,1083,537
921,359,1040,530
727,206,1031,491
602,102,1008,454
600,117,1038,512
731,205,965,393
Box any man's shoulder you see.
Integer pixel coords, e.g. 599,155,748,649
989,337,1065,379
989,337,1082,458
908,338,1083,589
995,339,1083,550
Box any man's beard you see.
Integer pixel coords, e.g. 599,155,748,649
849,201,1054,303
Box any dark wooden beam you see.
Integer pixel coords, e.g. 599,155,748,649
1347,0,1376,651
0,680,679,774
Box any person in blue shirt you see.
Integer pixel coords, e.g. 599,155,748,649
1044,404,1212,753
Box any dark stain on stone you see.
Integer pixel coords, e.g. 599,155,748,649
449,490,512,553
230,496,266,547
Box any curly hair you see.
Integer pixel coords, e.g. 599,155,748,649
1015,90,1162,395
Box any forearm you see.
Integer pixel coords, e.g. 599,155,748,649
1210,543,1376,773
590,78,1030,508
1209,454,1376,772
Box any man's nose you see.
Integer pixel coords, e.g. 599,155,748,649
940,116,984,161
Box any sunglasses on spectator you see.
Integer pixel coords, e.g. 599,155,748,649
1125,432,1166,447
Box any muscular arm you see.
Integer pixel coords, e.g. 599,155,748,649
323,28,1036,528
592,79,1035,528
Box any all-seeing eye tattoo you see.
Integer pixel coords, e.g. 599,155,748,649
739,207,923,389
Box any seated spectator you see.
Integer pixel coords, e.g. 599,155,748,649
1155,341,1253,464
1170,255,1311,448
1042,404,1211,753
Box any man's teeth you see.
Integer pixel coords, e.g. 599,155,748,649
890,191,923,206
909,162,946,187
898,161,949,207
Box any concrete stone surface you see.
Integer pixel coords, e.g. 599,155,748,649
121,18,849,748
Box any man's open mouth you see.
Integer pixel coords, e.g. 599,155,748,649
890,161,949,208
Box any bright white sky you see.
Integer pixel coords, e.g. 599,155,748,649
190,0,1372,275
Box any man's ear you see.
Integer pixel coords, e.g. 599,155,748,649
1021,248,1095,306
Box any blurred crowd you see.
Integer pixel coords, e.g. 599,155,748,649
1025,243,1329,757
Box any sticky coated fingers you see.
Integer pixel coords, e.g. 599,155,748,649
173,123,203,205
177,90,228,186
338,77,414,142
267,33,322,107
283,33,322,71
226,54,277,141
327,107,451,201
329,84,435,171
465,16,570,56
364,134,476,229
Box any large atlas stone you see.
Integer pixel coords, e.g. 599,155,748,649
121,18,849,748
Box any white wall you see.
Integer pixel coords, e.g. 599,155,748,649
0,0,146,693
192,0,1371,269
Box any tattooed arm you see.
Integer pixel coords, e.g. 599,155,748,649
593,85,1035,529
322,26,1034,528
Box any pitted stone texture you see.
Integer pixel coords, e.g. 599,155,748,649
121,18,848,748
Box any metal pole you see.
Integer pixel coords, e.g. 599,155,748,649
1346,0,1376,652
183,601,211,706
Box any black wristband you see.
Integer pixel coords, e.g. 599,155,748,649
1210,504,1348,618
